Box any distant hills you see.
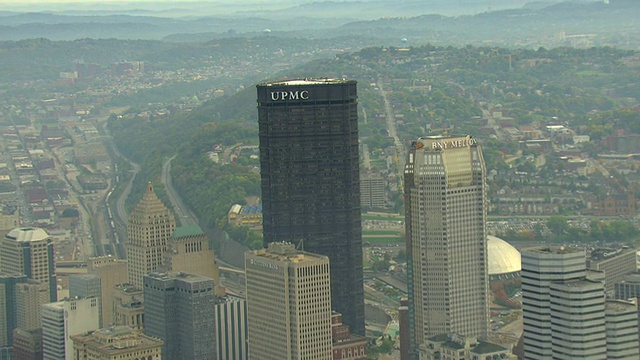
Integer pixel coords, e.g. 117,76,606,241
0,1,637,50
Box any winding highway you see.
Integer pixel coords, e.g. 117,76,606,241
161,155,198,226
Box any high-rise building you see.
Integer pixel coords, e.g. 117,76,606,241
15,281,50,331
12,328,42,360
403,135,489,349
143,272,216,360
1,227,56,302
71,326,163,360
214,295,247,360
41,298,100,360
605,300,639,359
126,182,176,289
257,79,363,334
522,246,607,359
163,225,224,296
360,176,386,209
0,275,26,358
86,256,127,327
245,242,332,360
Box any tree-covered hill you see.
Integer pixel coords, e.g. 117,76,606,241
110,44,640,244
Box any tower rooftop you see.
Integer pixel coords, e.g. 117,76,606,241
260,78,351,86
6,227,49,242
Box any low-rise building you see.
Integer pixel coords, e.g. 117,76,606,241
418,333,516,360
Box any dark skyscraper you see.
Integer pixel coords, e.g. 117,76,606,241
257,78,364,334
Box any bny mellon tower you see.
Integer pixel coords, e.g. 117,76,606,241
404,135,489,350
256,79,364,335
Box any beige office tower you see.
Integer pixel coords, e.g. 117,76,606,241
15,280,50,331
163,225,224,296
87,256,127,326
1,227,56,302
245,242,332,360
404,135,489,351
126,182,175,289
71,326,163,360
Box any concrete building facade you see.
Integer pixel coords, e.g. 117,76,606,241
71,326,163,360
257,79,364,334
404,135,489,351
214,295,247,360
605,300,639,359
86,256,127,327
245,242,333,360
144,272,216,360
1,227,56,302
164,225,223,296
41,297,100,360
588,247,637,293
360,176,386,209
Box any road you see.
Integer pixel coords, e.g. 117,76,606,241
377,78,405,189
161,155,198,226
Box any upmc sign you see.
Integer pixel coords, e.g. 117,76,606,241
270,90,310,101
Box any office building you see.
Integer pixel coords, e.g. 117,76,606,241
69,274,102,327
1,227,56,302
257,79,363,334
403,135,489,349
164,225,224,296
360,176,386,209
126,182,175,289
0,275,26,349
41,298,100,360
71,326,163,360
15,281,49,331
605,300,639,359
12,328,42,360
86,256,127,327
245,242,332,360
588,247,637,293
112,284,144,330
144,272,216,360
214,295,247,360
522,246,608,359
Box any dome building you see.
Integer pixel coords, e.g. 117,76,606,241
487,235,521,281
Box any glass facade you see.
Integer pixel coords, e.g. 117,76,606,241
257,79,364,335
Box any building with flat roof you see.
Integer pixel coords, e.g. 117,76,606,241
245,242,333,360
331,312,367,360
588,247,637,293
1,227,56,302
404,135,489,352
522,246,610,359
360,176,386,209
257,78,364,334
41,297,100,360
144,272,216,360
605,299,639,359
87,256,127,327
71,326,163,360
214,295,247,360
112,284,144,331
0,275,26,349
418,333,516,360
126,182,175,289
164,225,224,296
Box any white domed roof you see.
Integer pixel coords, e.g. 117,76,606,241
487,235,521,275
6,227,50,242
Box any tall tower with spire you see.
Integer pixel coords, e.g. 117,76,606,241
126,182,176,289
